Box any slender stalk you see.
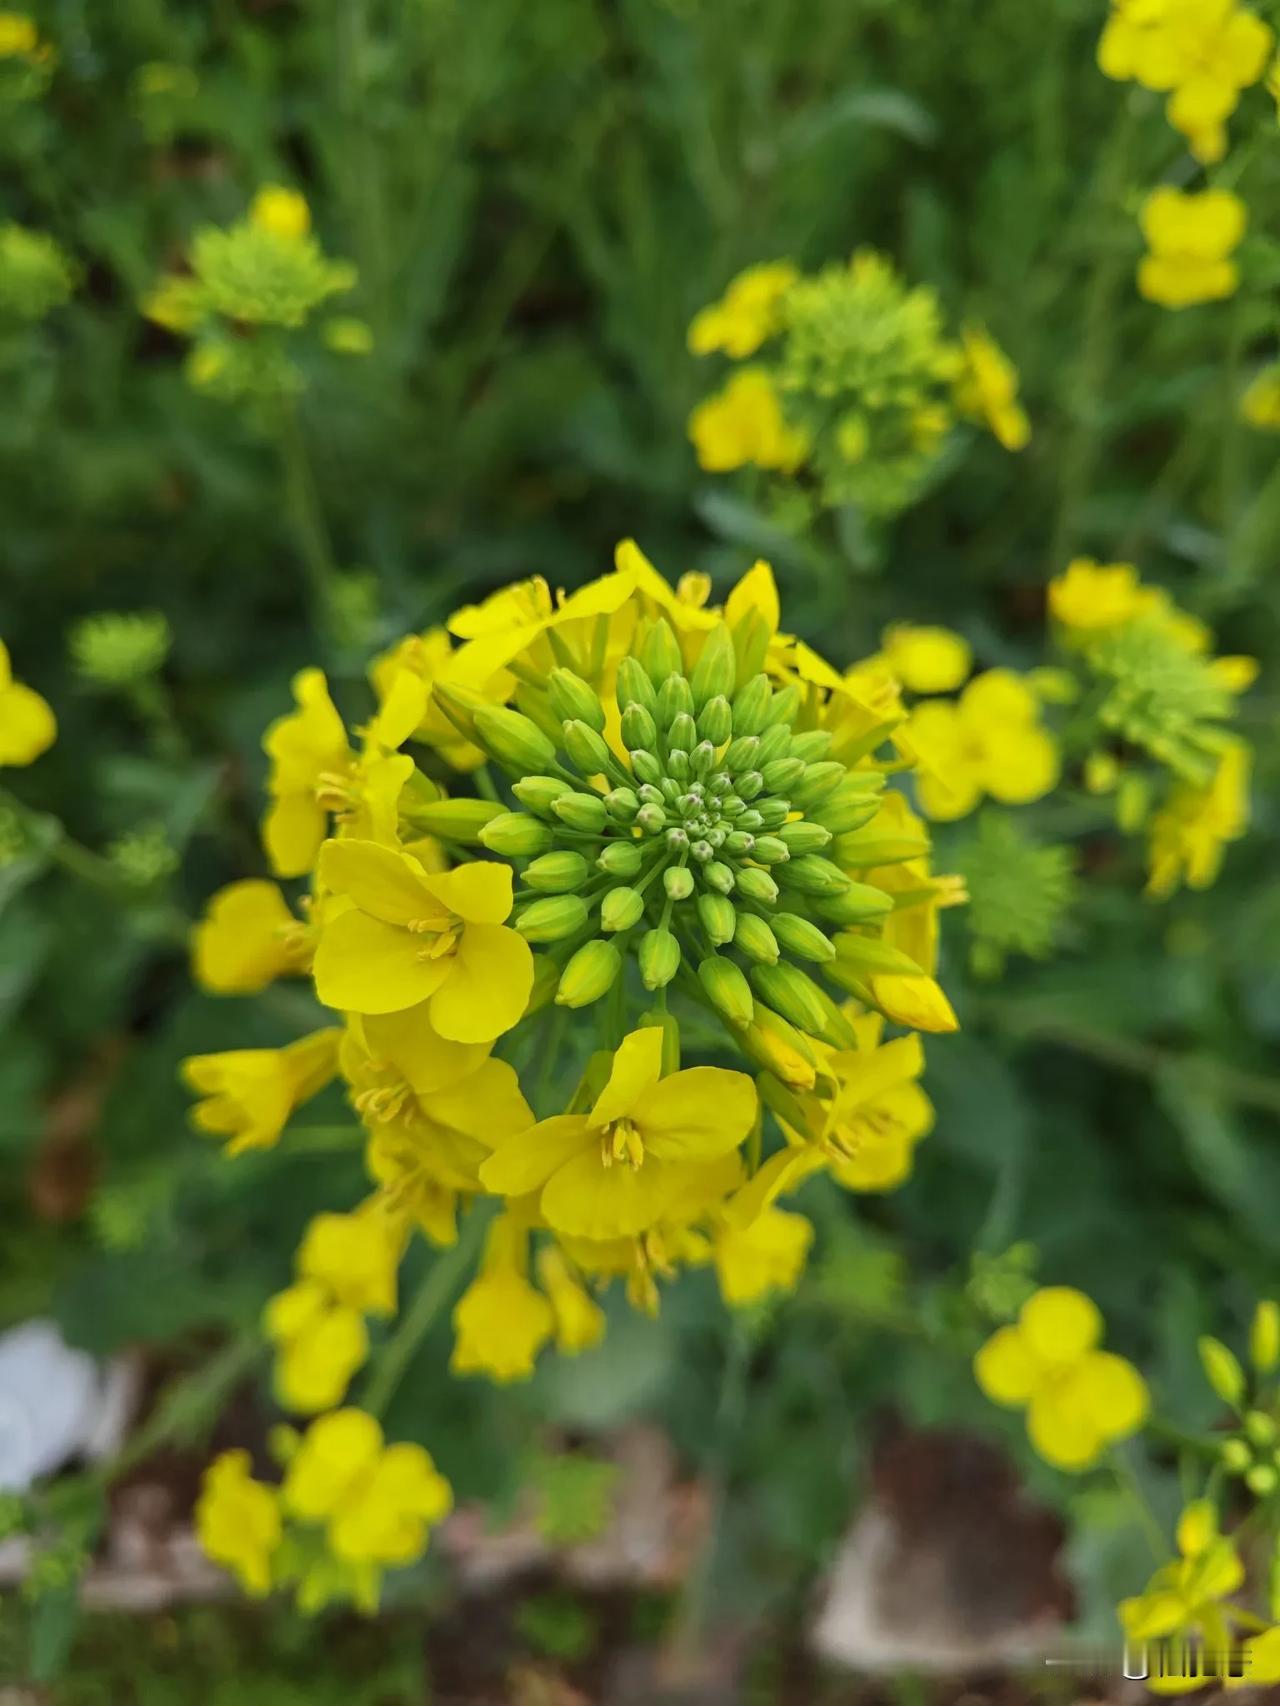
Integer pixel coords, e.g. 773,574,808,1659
276,398,339,632
362,1208,490,1419
1111,1445,1170,1566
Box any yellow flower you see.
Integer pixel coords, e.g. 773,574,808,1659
879,623,972,694
0,13,37,56
1120,1500,1246,1693
183,1028,340,1156
1241,364,1280,430
369,627,507,771
687,261,798,358
479,1025,755,1240
954,325,1030,451
1138,187,1246,311
975,1286,1149,1470
313,840,533,1042
537,1246,607,1354
451,1214,554,1382
0,638,56,766
688,368,809,473
1241,1625,1280,1685
713,1205,813,1306
249,184,311,243
282,1409,451,1611
1049,558,1160,633
195,1450,282,1597
905,669,1060,821
192,879,312,994
1146,740,1251,897
298,1204,403,1316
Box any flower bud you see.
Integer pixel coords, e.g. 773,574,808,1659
564,719,613,777
724,734,760,771
741,1004,817,1090
813,793,884,835
698,891,736,945
513,775,573,816
405,798,504,844
772,913,836,962
832,933,925,976
731,673,771,736
657,673,694,727
666,827,690,852
601,886,645,932
639,926,680,989
778,820,832,855
617,655,657,717
697,694,732,746
812,883,894,925
750,962,829,1037
621,702,658,752
667,711,697,752
756,724,793,766
604,786,640,821
474,705,557,774
552,791,609,833
724,830,755,856
598,839,643,877
524,850,590,893
640,618,683,684
1245,1410,1277,1447
1199,1336,1246,1406
737,809,764,831
751,835,790,864
1221,1438,1252,1473
631,748,663,785
698,955,755,1027
636,802,667,833
479,811,553,857
763,683,800,727
732,606,771,682
762,756,805,793
781,855,850,896
1252,1301,1280,1373
664,865,694,901
690,623,736,707
547,667,606,732
755,797,790,828
690,838,714,862
790,730,833,763
791,761,845,808
737,770,764,800
516,895,590,942
1247,1463,1278,1497
556,939,622,1007
734,914,779,965
691,740,717,778
736,866,779,904
704,859,735,894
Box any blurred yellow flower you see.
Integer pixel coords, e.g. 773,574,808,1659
537,1246,606,1354
905,669,1060,820
1138,187,1245,310
1242,364,1280,429
975,1285,1149,1469
0,638,55,766
880,623,972,694
688,261,797,358
1119,1500,1246,1692
250,184,311,243
451,1214,554,1381
195,1450,282,1597
192,878,312,994
1050,558,1158,632
713,1204,813,1306
954,324,1030,451
183,1028,340,1156
1146,740,1251,897
688,368,809,473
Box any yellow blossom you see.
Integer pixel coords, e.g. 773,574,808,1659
451,1214,554,1382
479,1025,755,1240
713,1204,813,1306
1146,740,1251,897
1241,364,1280,430
1119,1500,1246,1693
687,261,798,358
183,1028,340,1156
0,638,56,766
880,624,972,694
688,368,809,473
1138,187,1246,311
954,324,1030,451
192,879,312,994
975,1286,1149,1470
195,1450,282,1597
369,627,508,771
537,1246,607,1354
1049,558,1160,633
249,185,312,242
905,669,1060,821
313,840,533,1042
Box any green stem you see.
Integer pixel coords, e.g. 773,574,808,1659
362,1209,490,1419
1111,1445,1170,1566
276,398,340,632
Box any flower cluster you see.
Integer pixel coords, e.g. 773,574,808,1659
143,186,366,404
1049,557,1256,896
196,1408,451,1613
688,254,1027,519
0,223,74,322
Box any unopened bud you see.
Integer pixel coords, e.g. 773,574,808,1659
790,730,833,763
755,798,790,828
791,761,845,808
479,811,552,857
656,673,694,727
547,668,606,732
736,866,779,904
406,798,504,844
691,741,716,778
601,886,645,932
704,860,735,894
697,891,736,945
1199,1336,1245,1407
724,830,755,856
750,962,829,1037
636,803,666,833
640,618,683,684
524,850,590,893
621,702,657,752
513,775,573,817
617,656,657,718
552,791,609,833
698,695,732,746
731,673,771,736
563,719,613,777
724,734,761,771
781,855,850,896
698,955,755,1027
772,912,836,962
1245,1410,1277,1447
734,914,779,965
737,770,764,800
639,926,680,989
778,820,832,855
556,939,622,1008
742,1004,817,1090
813,792,884,835
1252,1301,1280,1373
664,865,694,901
667,711,697,752
751,835,790,864
1221,1438,1252,1473
813,882,894,925
756,724,792,766
516,894,590,942
689,623,737,707
1247,1464,1278,1497
597,839,643,877
605,786,640,821
631,748,663,785
474,705,557,774
763,683,800,727
762,756,805,793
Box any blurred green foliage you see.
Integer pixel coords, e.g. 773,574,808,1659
3,0,1280,1687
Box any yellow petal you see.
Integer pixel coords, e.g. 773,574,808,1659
263,792,327,879
359,1005,491,1094
588,1025,665,1128
1018,1286,1101,1363
480,1116,591,1196
724,559,780,638
1072,1350,1149,1441
318,839,441,927
0,681,56,766
283,1409,383,1519
541,1148,682,1238
314,909,451,1014
429,921,533,1042
869,974,959,1033
1026,1390,1104,1470
422,859,515,925
974,1325,1038,1405
637,1066,757,1162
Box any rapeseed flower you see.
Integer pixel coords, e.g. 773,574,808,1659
1137,187,1246,309
192,879,313,994
451,1214,555,1381
1241,364,1280,429
688,261,798,358
1145,740,1251,896
1050,558,1160,633
1119,1500,1247,1693
195,1450,282,1598
688,367,808,473
975,1286,1149,1469
183,1029,340,1156
712,1203,813,1306
0,639,56,766
904,669,1060,820
954,324,1030,451
879,623,972,694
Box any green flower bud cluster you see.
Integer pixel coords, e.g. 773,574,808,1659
453,611,906,1034
1087,619,1238,787
69,610,172,689
954,811,1075,979
0,222,75,322
1220,1409,1280,1498
107,822,179,887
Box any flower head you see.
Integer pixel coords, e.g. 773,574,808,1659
195,1450,282,1597
1138,187,1246,310
183,1029,340,1156
1119,1500,1247,1692
1146,740,1251,897
905,669,1060,820
451,1214,555,1381
689,368,808,473
192,879,313,995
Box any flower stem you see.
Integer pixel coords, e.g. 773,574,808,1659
276,397,340,634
